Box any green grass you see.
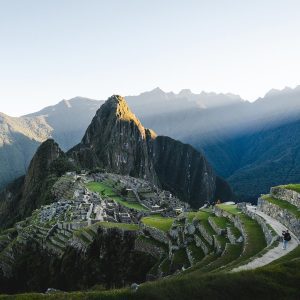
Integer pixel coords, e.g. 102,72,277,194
134,258,300,300
201,243,243,273
3,259,300,299
187,242,205,263
209,216,231,229
187,209,212,222
160,258,171,273
262,195,300,218
228,226,241,239
86,181,148,211
188,210,215,236
282,183,300,193
141,215,174,232
217,204,240,215
173,248,190,268
268,245,300,267
0,289,131,299
215,205,267,270
214,235,229,249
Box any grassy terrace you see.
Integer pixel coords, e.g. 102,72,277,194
86,181,148,211
210,216,231,229
173,248,190,268
141,215,174,232
229,225,242,239
187,242,205,263
216,204,267,269
201,243,243,273
159,258,171,273
187,209,212,222
214,235,229,248
262,195,300,218
282,183,300,193
217,204,240,215
187,210,215,235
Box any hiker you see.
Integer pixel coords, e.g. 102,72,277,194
282,230,291,250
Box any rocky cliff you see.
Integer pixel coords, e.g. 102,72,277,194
0,139,73,228
69,95,158,183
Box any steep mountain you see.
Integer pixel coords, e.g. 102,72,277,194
69,95,157,182
0,113,52,189
150,136,231,208
0,97,103,190
69,95,232,208
0,139,74,228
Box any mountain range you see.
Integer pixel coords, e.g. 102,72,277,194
0,95,231,228
1,86,300,199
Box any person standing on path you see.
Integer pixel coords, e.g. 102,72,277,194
282,230,291,250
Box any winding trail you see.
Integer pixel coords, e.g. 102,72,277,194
232,205,299,272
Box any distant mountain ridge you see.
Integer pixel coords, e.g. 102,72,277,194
0,97,103,189
1,86,300,199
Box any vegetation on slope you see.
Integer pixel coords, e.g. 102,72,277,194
86,182,148,211
141,215,174,232
281,183,300,193
2,257,300,300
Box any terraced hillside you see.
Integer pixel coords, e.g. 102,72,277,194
0,183,299,298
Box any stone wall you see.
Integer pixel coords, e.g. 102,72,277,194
134,237,165,259
214,206,235,223
140,223,169,245
238,203,277,245
186,247,194,266
258,197,300,239
208,217,226,236
271,187,300,208
197,223,213,246
213,206,248,255
213,235,223,254
194,234,209,254
221,243,232,256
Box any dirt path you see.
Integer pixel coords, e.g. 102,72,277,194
231,205,299,272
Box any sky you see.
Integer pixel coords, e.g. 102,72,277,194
1,0,300,116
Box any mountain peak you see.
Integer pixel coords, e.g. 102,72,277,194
100,95,143,128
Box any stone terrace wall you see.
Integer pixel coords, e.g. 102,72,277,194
208,217,226,236
271,187,300,208
140,223,169,245
134,237,165,259
194,234,209,254
214,206,248,254
213,235,223,254
197,223,213,246
258,197,300,239
227,227,238,244
238,203,277,245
